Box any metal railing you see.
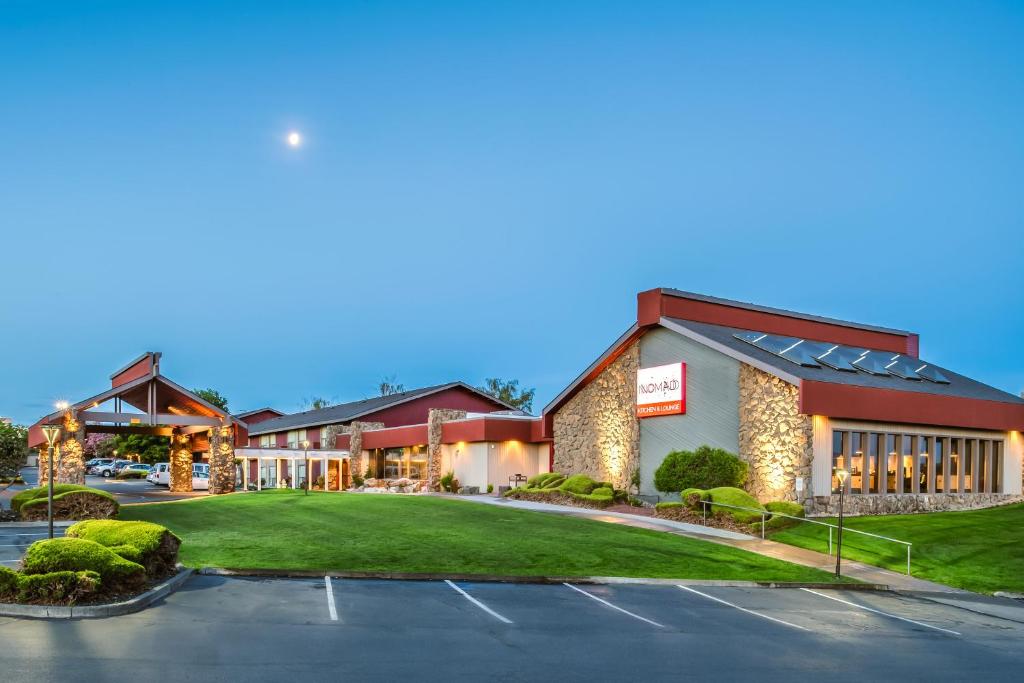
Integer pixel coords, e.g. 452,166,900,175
698,500,913,575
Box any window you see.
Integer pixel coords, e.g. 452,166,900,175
286,429,307,449
259,434,275,448
832,429,1005,496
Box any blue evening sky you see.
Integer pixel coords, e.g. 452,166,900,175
2,1,1022,424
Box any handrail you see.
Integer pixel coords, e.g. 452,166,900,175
697,499,912,575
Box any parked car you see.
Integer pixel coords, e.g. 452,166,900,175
88,459,118,477
117,463,152,479
148,462,209,489
112,459,135,474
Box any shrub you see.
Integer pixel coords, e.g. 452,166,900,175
558,474,600,495
21,538,146,592
590,486,614,498
655,501,684,510
540,475,565,490
352,474,364,488
67,520,182,578
0,566,18,600
764,501,805,518
115,470,148,479
19,488,119,521
486,483,494,494
11,484,91,513
681,487,709,510
653,446,748,493
16,570,101,605
704,487,765,524
440,471,456,493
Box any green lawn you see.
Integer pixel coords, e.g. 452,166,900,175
119,490,840,582
769,503,1024,594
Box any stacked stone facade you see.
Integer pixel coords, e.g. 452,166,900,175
738,364,813,504
208,426,235,494
54,410,86,485
553,344,640,490
428,409,468,490
168,432,194,492
808,491,1023,516
345,421,384,480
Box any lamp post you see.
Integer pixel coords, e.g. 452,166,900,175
302,440,311,496
834,468,850,578
40,424,62,540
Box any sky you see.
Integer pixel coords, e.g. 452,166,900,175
1,1,1023,424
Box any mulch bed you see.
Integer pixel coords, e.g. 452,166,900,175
653,505,753,534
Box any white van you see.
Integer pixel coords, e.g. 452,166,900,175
147,462,210,490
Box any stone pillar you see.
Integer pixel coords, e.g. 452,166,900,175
321,424,341,449
345,421,384,481
427,409,467,491
738,364,814,504
169,431,194,492
38,445,51,486
208,425,236,495
56,409,86,485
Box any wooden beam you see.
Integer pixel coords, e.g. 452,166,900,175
79,411,222,427
85,425,173,437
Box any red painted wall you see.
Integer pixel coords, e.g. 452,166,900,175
111,356,155,388
362,425,430,449
800,381,1024,432
638,289,919,356
238,409,283,426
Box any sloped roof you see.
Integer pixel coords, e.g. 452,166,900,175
248,382,516,435
663,317,1024,405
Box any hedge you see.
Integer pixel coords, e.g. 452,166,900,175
10,484,91,513
66,520,181,578
21,538,146,592
16,570,102,605
558,474,601,495
682,486,765,523
653,446,748,494
18,487,119,521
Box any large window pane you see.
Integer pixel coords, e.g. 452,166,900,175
934,437,945,493
902,435,914,493
867,433,879,494
850,432,863,493
885,434,898,493
832,430,845,492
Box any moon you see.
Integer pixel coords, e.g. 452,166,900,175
287,131,302,147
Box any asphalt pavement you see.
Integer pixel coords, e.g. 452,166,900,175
2,575,1023,682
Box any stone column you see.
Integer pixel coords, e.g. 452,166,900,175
56,409,86,485
169,431,194,492
38,445,50,486
427,409,467,491
208,425,236,495
345,421,384,481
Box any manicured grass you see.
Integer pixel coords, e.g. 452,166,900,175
769,503,1024,594
119,490,840,582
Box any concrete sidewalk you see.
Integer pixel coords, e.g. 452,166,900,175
444,494,962,593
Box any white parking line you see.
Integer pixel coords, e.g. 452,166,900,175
0,559,20,564
677,585,810,632
324,576,338,621
444,580,513,624
800,588,961,636
563,583,665,628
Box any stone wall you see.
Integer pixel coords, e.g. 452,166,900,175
55,410,86,485
428,409,467,490
208,426,235,495
808,492,1024,516
553,343,640,490
738,364,813,504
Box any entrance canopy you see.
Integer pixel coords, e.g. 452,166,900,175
28,352,247,448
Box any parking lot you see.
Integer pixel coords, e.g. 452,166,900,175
0,524,66,568
2,574,1023,682
11,467,205,504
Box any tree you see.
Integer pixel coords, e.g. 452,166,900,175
0,422,30,490
478,378,536,413
83,433,114,459
300,396,334,411
193,388,229,413
378,375,405,396
111,433,170,464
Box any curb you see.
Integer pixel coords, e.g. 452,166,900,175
196,567,888,590
0,567,194,620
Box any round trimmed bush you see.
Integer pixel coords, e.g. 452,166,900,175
10,484,91,513
681,487,709,510
558,474,600,495
66,520,181,578
21,538,146,591
0,566,19,601
653,445,748,494
19,488,118,521
705,487,765,523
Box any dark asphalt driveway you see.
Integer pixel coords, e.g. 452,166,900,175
1,576,1023,682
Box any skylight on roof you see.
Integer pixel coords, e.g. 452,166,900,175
731,331,951,384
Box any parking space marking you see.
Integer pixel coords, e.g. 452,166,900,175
800,589,961,636
444,580,513,624
677,585,810,631
0,560,20,564
563,583,665,628
324,576,338,621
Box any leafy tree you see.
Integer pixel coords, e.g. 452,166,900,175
0,422,30,490
378,375,405,396
83,433,114,459
300,396,334,411
192,388,229,412
478,378,536,413
654,445,748,494
110,433,170,464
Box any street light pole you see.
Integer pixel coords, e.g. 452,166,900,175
302,440,310,496
40,423,62,540
834,468,850,579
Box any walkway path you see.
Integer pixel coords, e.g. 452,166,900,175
442,494,962,594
